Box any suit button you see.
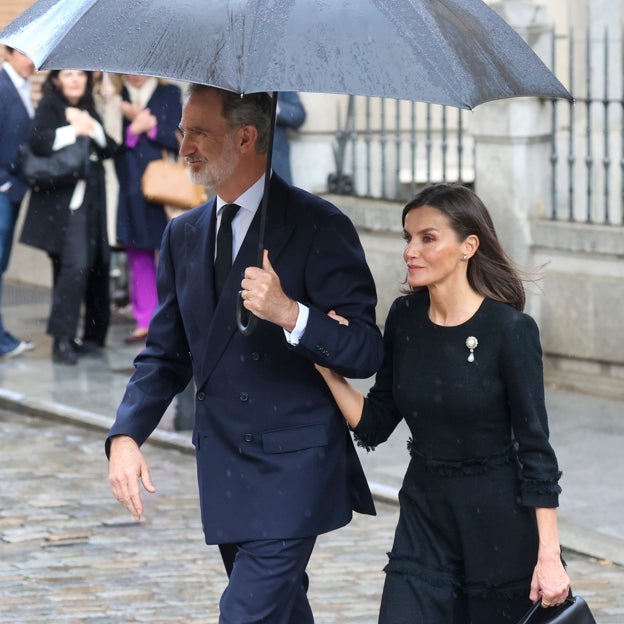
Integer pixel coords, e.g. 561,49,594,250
243,433,254,443
251,352,261,361
239,392,249,402
196,391,206,401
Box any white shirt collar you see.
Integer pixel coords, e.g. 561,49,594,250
216,173,267,217
3,61,28,91
3,61,34,118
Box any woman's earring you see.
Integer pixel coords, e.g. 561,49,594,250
462,254,468,261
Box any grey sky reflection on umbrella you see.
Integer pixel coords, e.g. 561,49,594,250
0,0,571,109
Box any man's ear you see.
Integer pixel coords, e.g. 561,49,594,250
237,124,259,154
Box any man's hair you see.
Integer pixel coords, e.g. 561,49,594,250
188,84,273,154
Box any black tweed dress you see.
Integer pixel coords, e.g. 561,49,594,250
354,292,562,623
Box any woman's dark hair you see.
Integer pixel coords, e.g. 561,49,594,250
42,70,96,113
402,183,526,311
187,84,273,154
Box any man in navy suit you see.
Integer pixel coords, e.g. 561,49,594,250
0,46,36,358
107,85,383,623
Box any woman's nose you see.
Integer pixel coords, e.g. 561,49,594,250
405,242,419,257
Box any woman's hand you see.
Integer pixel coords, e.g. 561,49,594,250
120,100,142,122
66,107,95,136
129,108,157,136
327,309,349,326
530,508,570,607
530,548,570,607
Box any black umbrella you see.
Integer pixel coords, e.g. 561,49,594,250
2,0,571,106
1,0,572,332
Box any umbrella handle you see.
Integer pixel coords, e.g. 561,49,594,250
235,91,278,337
236,290,258,336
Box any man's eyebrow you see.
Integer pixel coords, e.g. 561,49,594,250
178,124,205,133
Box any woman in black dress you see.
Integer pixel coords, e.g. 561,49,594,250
316,184,570,623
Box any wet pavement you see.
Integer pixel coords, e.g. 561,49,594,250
2,409,624,623
0,281,623,622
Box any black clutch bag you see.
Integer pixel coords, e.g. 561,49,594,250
20,137,91,190
517,594,597,624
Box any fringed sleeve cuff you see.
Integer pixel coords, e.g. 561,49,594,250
519,471,562,508
352,425,378,453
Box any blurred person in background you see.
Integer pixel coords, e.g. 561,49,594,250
92,72,129,309
0,46,36,358
114,74,182,344
272,91,306,185
20,70,118,365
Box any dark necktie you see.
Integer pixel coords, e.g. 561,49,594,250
214,203,240,299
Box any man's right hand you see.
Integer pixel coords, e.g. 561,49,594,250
108,435,156,521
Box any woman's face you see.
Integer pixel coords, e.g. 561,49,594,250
55,70,88,105
402,205,468,289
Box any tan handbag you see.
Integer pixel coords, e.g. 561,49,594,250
141,151,207,210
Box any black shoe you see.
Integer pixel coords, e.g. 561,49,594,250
71,338,103,357
52,337,78,366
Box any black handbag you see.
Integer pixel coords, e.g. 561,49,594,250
20,136,91,190
517,593,597,624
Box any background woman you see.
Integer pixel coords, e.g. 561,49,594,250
316,184,570,623
20,69,117,365
114,74,182,343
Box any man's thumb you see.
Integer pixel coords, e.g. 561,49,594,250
140,462,157,494
262,249,274,273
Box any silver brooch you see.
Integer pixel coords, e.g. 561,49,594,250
465,336,478,362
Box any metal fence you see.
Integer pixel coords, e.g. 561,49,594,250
551,28,624,225
330,28,624,228
328,95,474,202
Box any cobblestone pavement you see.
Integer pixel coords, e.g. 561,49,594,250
1,409,624,623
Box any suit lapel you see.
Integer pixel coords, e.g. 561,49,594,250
184,201,217,330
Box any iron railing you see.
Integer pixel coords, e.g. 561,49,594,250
331,28,624,227
328,95,475,202
551,27,623,225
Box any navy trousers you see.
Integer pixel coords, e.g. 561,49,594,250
218,537,316,624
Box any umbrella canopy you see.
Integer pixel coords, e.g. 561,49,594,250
1,0,571,109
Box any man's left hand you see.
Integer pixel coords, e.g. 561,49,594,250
241,250,299,331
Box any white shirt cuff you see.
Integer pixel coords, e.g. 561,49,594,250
89,120,107,147
284,302,309,345
53,125,77,151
